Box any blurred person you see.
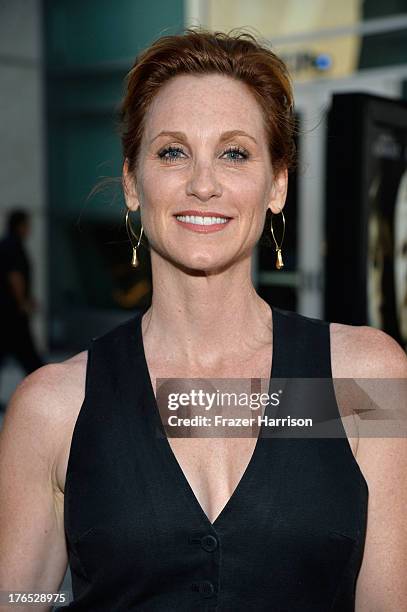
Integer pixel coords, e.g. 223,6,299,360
0,209,44,410
0,28,406,612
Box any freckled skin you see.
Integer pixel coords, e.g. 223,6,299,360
124,73,287,275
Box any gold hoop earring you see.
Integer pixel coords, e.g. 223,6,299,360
270,208,285,270
125,208,144,268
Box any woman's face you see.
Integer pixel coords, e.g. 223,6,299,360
124,73,288,273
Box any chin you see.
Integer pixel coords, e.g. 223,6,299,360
174,252,232,275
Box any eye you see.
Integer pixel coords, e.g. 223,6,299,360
222,146,249,163
158,146,186,163
157,144,250,164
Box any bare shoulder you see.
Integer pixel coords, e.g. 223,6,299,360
1,350,89,494
330,322,407,502
4,350,88,421
330,321,407,378
329,322,407,463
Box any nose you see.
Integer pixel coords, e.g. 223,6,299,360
185,160,222,201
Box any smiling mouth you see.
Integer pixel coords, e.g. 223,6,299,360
175,214,229,226
173,213,233,233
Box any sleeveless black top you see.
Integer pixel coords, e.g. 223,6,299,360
56,306,369,611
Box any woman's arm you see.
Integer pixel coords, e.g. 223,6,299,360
349,327,407,612
0,365,70,612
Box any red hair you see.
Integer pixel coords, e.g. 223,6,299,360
119,27,296,178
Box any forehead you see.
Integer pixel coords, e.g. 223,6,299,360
143,73,266,141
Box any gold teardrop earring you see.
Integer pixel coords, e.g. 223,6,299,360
270,208,285,270
125,208,144,268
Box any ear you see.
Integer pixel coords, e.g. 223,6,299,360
122,158,140,212
267,166,288,214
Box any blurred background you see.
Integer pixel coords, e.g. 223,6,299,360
1,0,407,601
1,0,407,398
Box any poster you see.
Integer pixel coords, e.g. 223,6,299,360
325,93,407,349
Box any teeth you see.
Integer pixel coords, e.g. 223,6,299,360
176,215,229,225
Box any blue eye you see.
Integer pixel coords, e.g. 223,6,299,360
158,146,249,162
158,146,185,162
224,146,248,162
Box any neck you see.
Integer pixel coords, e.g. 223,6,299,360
141,252,273,367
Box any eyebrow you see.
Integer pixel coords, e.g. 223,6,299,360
150,129,258,145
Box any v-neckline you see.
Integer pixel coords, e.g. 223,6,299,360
136,305,278,531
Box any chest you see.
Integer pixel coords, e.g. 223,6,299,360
167,437,260,524
144,348,360,526
139,347,276,524
58,343,359,516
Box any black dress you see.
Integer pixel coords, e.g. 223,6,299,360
57,305,369,611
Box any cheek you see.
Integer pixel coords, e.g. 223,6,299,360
140,166,180,210
231,175,270,217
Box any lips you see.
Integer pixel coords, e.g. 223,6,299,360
174,210,232,219
173,211,232,233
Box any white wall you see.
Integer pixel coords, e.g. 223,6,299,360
0,0,47,352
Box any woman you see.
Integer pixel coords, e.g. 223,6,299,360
0,28,406,612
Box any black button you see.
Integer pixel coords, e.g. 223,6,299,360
199,580,215,598
201,534,218,552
